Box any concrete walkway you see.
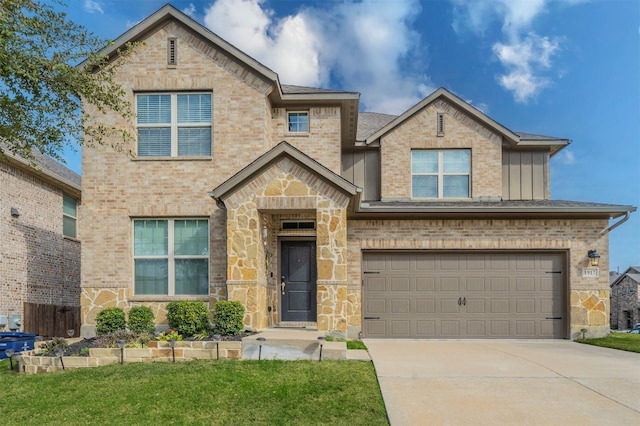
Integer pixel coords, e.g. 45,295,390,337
365,340,640,425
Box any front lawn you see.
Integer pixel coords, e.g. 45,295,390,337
576,332,640,353
0,358,387,425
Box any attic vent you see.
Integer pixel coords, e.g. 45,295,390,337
437,113,445,136
281,221,315,230
167,38,177,66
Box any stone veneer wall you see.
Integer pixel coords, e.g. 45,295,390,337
0,160,81,325
346,218,611,339
222,157,350,332
18,340,242,374
380,100,503,200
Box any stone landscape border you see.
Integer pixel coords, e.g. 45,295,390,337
17,340,242,374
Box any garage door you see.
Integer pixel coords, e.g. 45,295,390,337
362,252,565,338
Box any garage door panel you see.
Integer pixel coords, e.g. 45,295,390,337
490,277,510,292
466,277,486,291
363,252,565,339
391,277,410,292
416,299,436,313
365,277,386,292
440,277,460,291
391,299,411,314
416,277,435,292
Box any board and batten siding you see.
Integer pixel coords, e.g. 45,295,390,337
502,151,549,200
341,150,380,201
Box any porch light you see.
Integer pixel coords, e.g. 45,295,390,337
261,226,268,245
587,249,600,267
5,349,15,370
54,347,65,370
317,336,326,362
117,339,126,364
168,338,176,363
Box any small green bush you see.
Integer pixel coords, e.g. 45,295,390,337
96,307,126,335
128,306,155,334
166,301,210,337
212,301,245,336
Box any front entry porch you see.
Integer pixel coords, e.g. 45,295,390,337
210,142,359,335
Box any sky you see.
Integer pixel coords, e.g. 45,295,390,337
58,0,639,271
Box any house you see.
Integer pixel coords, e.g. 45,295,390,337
79,5,636,340
0,147,81,336
610,267,640,329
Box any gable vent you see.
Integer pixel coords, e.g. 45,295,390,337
167,38,177,66
437,113,445,136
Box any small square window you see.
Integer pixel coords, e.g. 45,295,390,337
287,112,309,133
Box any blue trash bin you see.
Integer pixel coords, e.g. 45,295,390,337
0,332,37,359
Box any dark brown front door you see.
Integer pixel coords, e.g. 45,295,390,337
280,241,316,322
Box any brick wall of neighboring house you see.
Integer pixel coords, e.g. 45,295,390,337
380,100,503,201
80,21,345,334
0,160,81,329
346,218,611,339
610,275,640,329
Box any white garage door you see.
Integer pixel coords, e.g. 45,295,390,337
362,252,565,338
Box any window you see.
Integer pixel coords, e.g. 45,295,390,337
411,150,470,198
63,194,77,238
136,93,212,157
133,219,209,295
287,112,309,133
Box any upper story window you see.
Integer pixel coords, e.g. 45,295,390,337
133,219,209,296
63,194,78,238
136,93,212,157
411,150,470,198
287,111,309,133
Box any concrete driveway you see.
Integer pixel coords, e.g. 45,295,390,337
365,340,640,425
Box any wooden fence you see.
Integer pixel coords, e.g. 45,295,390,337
23,302,81,339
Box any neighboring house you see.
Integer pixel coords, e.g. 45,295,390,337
0,148,81,334
80,5,636,340
610,267,640,329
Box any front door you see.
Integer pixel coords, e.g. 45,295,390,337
280,241,316,322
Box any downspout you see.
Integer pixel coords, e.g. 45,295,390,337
600,212,631,235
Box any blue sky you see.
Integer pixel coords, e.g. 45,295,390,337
60,0,639,270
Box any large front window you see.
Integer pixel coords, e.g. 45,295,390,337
411,150,470,198
133,219,209,295
136,93,212,157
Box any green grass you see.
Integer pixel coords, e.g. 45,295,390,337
0,359,388,425
577,332,640,353
325,336,368,350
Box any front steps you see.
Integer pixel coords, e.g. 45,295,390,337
242,329,346,360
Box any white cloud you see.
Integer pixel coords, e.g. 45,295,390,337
451,0,574,103
183,3,196,18
493,33,559,102
556,150,575,165
203,0,431,114
83,0,104,15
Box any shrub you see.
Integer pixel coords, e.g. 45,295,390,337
39,338,69,356
94,330,153,348
96,307,126,335
166,301,210,337
128,306,155,334
212,300,245,336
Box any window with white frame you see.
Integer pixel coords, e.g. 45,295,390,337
133,219,209,295
63,194,78,238
136,93,212,157
411,150,470,198
287,111,309,133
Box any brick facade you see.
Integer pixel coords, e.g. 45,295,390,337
0,159,81,330
79,7,631,340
